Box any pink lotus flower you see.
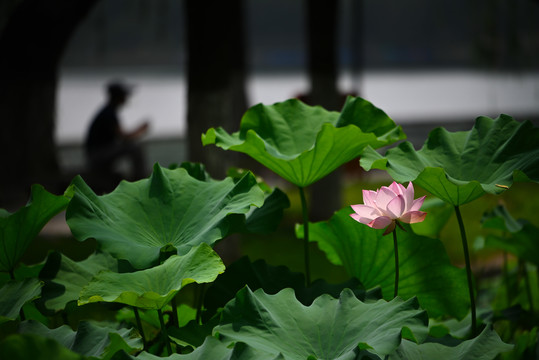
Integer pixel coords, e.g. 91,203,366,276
350,181,427,235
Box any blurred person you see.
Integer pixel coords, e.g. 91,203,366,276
85,80,150,182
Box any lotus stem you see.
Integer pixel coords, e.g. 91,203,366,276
133,307,146,349
195,283,206,324
299,186,311,286
393,228,399,298
157,309,172,355
454,205,477,337
170,297,179,327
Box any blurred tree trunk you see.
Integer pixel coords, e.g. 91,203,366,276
0,0,98,207
305,0,341,221
185,0,248,179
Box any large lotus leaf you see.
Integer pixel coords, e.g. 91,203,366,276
0,185,70,273
175,257,371,349
202,96,405,187
390,325,513,360
203,256,303,318
179,163,290,234
0,334,84,360
18,320,142,359
214,287,428,359
66,164,264,269
0,278,42,323
203,256,375,321
79,244,225,309
38,251,118,312
298,208,469,319
181,284,376,350
360,115,539,205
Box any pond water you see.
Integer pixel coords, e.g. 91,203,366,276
56,69,539,171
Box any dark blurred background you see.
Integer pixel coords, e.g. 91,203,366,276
1,0,538,210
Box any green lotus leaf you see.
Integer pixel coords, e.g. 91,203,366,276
178,162,290,234
203,256,303,319
202,96,405,187
203,256,375,321
410,198,453,238
0,334,84,360
488,262,539,314
38,251,118,312
0,278,42,323
360,115,539,205
0,185,70,273
214,287,428,359
66,164,264,269
229,187,290,234
481,204,524,233
178,161,211,181
485,223,539,266
167,316,219,349
480,204,539,265
79,243,225,309
428,309,485,340
390,325,513,360
177,337,284,360
0,262,43,288
18,320,142,359
501,327,537,360
298,208,469,319
111,337,284,360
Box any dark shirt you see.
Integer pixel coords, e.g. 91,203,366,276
85,104,120,153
